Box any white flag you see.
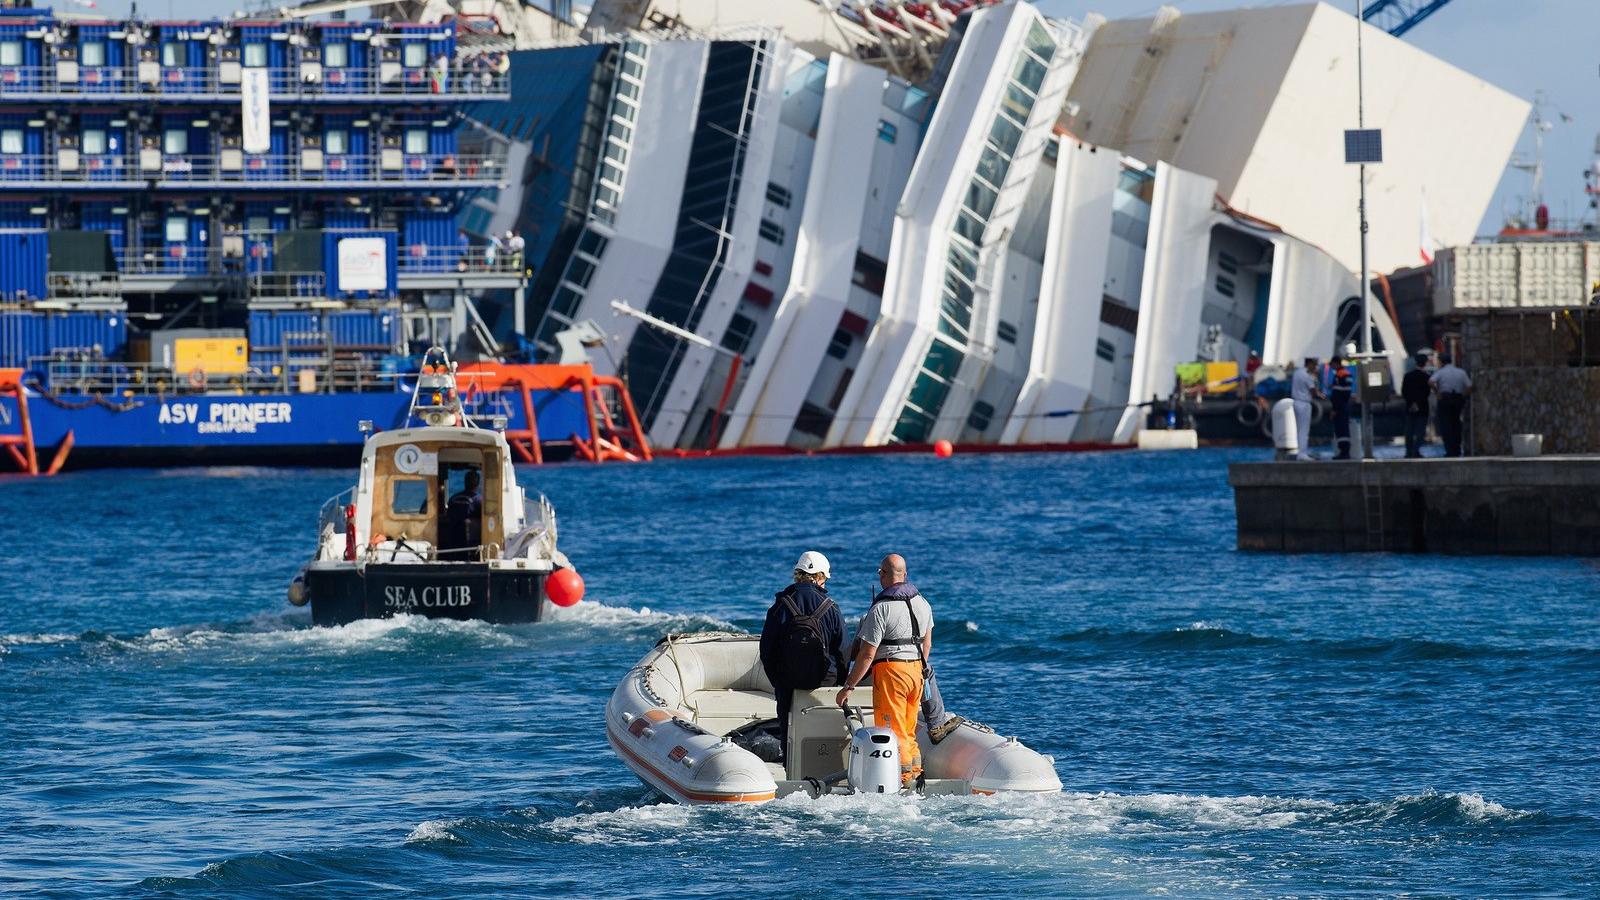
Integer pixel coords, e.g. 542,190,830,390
241,68,272,155
1419,187,1434,265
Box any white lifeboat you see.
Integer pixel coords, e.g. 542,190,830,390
606,632,1062,804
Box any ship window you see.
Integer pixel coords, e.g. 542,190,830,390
163,129,188,154
954,210,985,246
82,129,107,155
1218,252,1239,275
161,42,181,67
603,140,628,165
566,257,595,288
577,229,607,258
164,215,188,242
721,313,756,356
402,42,427,68
616,78,639,101
243,43,267,68
964,179,997,220
877,120,897,144
0,129,20,155
81,41,106,67
1024,21,1058,61
325,128,348,155
1215,274,1236,298
404,128,427,154
1095,338,1115,362
323,42,349,68
390,478,429,516
1000,83,1035,125
826,328,851,360
0,41,21,68
988,115,1022,158
996,320,1018,344
765,182,791,208
758,219,785,245
1011,54,1047,94
967,400,995,433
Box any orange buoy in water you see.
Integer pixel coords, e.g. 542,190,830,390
933,439,954,458
547,568,585,607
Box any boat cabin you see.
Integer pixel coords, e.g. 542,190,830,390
352,427,521,562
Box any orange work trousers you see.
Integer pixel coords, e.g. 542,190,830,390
871,659,924,784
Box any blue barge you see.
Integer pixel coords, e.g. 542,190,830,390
0,4,646,471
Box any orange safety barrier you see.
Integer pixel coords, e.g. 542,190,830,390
0,368,71,476
456,363,652,465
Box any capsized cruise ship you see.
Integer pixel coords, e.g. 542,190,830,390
471,0,1519,451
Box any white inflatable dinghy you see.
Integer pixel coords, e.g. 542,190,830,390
605,632,1062,804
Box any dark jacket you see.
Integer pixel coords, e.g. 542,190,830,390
1401,369,1432,411
1329,365,1354,413
759,581,847,687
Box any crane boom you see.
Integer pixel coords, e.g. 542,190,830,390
1360,0,1456,37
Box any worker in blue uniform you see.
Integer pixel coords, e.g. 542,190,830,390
1328,356,1355,459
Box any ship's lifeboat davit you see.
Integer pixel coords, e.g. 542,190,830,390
606,632,1062,804
288,348,581,625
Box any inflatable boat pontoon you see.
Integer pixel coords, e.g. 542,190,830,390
606,632,1062,804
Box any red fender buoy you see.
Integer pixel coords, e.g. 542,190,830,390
547,568,585,607
933,439,954,458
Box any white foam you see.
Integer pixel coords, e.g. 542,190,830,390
0,631,78,647
544,802,700,846
126,612,517,655
544,600,735,633
964,621,979,632
1391,790,1530,822
405,819,465,844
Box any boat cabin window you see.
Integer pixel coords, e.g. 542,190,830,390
391,478,430,516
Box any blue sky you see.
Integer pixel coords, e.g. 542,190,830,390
1039,0,1597,234
87,0,1593,233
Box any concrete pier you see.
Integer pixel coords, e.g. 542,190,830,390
1229,457,1600,554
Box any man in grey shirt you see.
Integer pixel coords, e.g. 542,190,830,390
1290,357,1323,460
837,555,962,786
1429,354,1473,457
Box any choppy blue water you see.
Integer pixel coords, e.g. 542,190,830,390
2,449,1597,897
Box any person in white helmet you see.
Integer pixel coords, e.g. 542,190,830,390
759,551,847,764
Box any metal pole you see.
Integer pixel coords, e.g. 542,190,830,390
1356,0,1375,459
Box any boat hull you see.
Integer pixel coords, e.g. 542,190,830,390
304,562,547,625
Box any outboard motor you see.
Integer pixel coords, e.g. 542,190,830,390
844,706,900,794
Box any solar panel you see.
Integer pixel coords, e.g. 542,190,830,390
1344,129,1383,164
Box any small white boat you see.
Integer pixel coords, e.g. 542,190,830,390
288,348,579,625
606,631,1062,804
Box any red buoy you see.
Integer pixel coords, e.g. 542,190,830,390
933,439,954,458
547,568,585,607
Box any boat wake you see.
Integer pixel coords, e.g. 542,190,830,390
0,602,735,663
397,788,1540,856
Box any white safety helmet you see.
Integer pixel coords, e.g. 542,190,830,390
794,551,830,577
1343,341,1359,358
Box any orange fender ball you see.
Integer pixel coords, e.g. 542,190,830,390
547,568,585,607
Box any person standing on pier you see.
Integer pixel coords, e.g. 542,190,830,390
1328,355,1355,460
1430,354,1472,457
1291,357,1323,461
1401,351,1433,458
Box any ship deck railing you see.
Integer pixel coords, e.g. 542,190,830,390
41,248,526,282
31,357,404,398
0,152,507,190
0,65,508,102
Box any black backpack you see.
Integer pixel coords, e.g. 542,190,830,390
770,593,836,689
